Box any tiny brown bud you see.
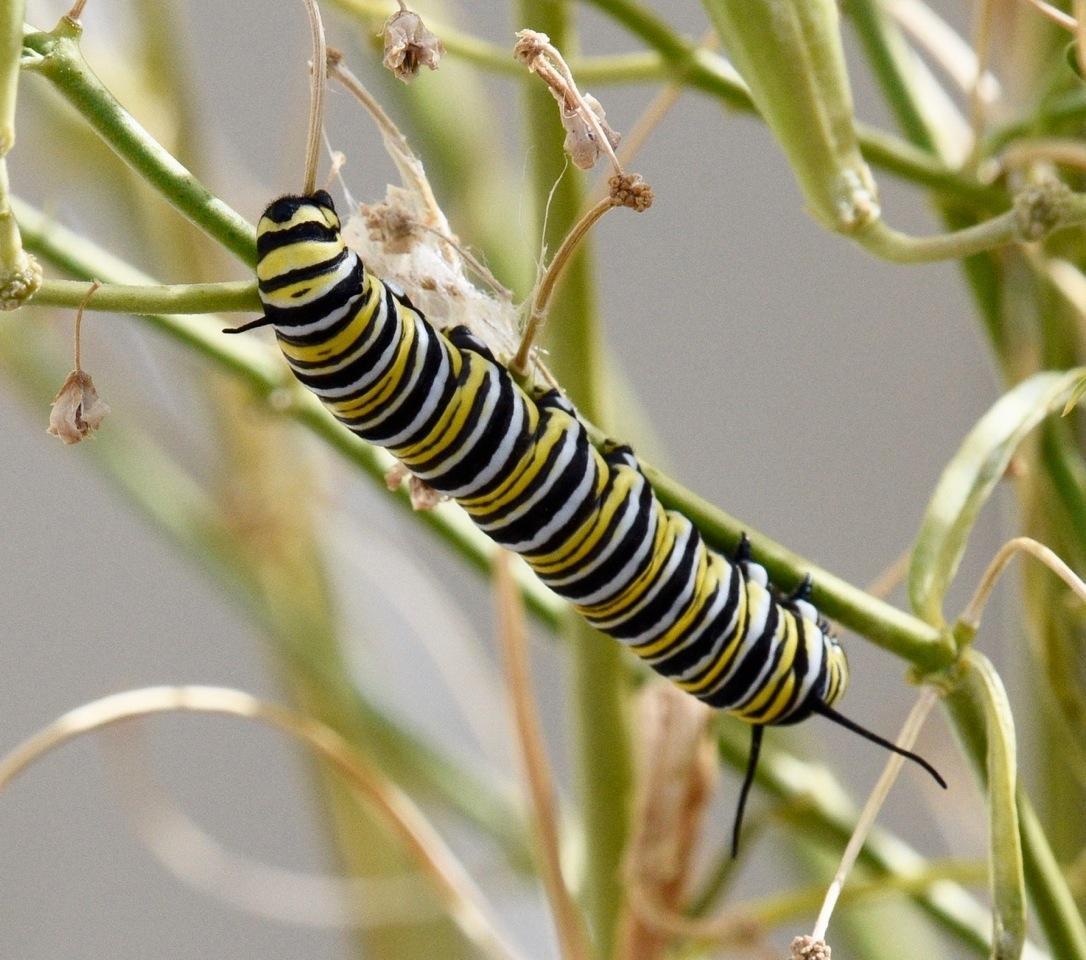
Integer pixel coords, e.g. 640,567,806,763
382,7,444,83
47,369,110,444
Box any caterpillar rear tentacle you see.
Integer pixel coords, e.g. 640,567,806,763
248,190,944,854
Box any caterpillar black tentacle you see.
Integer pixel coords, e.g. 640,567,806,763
251,191,944,853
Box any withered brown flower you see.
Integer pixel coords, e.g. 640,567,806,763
47,369,110,444
382,7,444,83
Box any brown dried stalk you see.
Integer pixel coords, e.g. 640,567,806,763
494,552,591,960
617,682,716,960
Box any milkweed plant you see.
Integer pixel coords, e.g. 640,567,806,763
2,1,1086,959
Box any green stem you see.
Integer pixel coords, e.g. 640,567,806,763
843,0,1007,358
853,211,1023,264
0,0,38,304
518,3,631,955
842,0,942,153
630,454,955,670
330,0,661,84
28,277,258,312
580,0,1007,208
0,0,19,153
946,678,1086,960
21,18,256,265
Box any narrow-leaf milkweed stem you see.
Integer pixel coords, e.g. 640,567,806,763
959,536,1086,633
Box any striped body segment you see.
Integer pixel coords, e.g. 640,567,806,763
254,191,849,727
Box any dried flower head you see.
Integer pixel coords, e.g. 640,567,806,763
791,935,832,960
609,173,654,212
47,369,110,444
382,5,444,83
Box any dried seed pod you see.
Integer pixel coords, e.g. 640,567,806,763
560,91,620,170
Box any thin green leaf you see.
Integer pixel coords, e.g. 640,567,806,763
1061,375,1086,416
909,369,1086,626
959,650,1026,960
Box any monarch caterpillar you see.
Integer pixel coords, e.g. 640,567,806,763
230,189,946,854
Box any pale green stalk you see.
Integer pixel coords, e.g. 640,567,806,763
0,0,38,304
0,321,536,873
30,277,257,312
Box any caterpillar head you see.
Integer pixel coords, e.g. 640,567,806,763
258,189,340,238
253,191,362,330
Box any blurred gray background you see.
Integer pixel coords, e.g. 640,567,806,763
1,0,1020,957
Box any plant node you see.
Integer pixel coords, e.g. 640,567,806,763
1014,178,1071,242
0,253,42,309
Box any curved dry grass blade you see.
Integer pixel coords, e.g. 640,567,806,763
101,725,442,929
811,687,940,941
959,536,1086,633
0,686,529,960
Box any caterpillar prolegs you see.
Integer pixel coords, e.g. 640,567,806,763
233,190,945,853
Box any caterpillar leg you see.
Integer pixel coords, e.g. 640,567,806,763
787,573,814,603
734,532,770,588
